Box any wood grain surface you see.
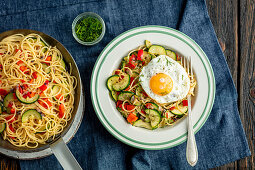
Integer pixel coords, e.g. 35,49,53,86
0,0,254,169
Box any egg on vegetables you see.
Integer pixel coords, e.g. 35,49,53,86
139,55,190,104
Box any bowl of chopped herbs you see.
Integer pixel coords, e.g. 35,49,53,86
72,12,105,45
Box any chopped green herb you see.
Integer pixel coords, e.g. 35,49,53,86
75,17,102,42
182,75,184,80
157,58,161,63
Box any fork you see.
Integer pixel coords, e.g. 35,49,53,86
182,56,198,166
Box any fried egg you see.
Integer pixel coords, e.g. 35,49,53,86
139,55,190,104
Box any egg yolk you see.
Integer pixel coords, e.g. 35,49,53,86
149,73,173,96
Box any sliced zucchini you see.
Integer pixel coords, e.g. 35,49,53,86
170,105,188,115
145,40,152,48
16,89,39,104
110,91,118,102
118,91,135,101
0,123,6,133
3,93,15,113
148,45,166,55
106,75,119,91
136,86,143,97
22,109,42,123
42,63,50,74
52,53,66,71
36,124,50,133
133,119,152,130
52,85,61,100
112,73,130,91
143,51,152,64
166,50,177,60
117,107,128,118
144,114,150,123
146,102,159,110
145,109,161,128
40,40,48,53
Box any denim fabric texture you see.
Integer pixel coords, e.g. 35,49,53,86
0,0,251,169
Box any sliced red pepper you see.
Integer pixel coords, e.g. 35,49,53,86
127,63,136,69
23,84,28,90
0,64,2,70
28,92,36,98
17,60,23,65
124,85,131,91
0,89,8,96
13,93,17,99
130,77,135,84
18,85,23,94
127,113,138,124
39,80,49,91
170,106,176,110
182,100,188,106
28,79,33,84
20,79,25,83
145,103,152,109
116,100,123,108
15,49,22,53
142,61,145,65
19,66,27,72
32,72,38,79
9,124,15,133
126,104,135,111
38,98,52,109
129,54,136,64
45,56,52,61
5,115,16,123
8,102,13,108
23,93,29,98
59,103,65,118
39,92,44,97
137,49,143,61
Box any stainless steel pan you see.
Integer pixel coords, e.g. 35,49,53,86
0,29,84,170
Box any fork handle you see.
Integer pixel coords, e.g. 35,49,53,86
186,98,198,166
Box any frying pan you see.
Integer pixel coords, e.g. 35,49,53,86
0,29,84,170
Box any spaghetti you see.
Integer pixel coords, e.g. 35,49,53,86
0,33,76,148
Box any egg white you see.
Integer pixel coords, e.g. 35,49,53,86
139,55,190,104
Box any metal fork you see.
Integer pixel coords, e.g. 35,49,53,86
182,56,198,166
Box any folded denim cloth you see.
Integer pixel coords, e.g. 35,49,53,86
0,0,250,169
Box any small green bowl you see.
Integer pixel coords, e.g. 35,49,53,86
72,12,106,46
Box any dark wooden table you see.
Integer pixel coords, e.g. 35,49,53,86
0,0,254,169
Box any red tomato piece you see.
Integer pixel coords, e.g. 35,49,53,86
182,100,188,106
59,103,65,118
0,89,8,96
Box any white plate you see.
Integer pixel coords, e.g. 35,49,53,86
91,25,215,150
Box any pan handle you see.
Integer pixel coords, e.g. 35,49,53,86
50,137,82,170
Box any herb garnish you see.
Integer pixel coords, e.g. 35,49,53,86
75,17,102,42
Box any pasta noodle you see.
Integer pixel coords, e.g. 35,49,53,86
0,33,76,148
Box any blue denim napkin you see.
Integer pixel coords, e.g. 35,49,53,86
0,0,250,169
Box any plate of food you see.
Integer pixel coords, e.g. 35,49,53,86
91,25,215,150
0,29,84,166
